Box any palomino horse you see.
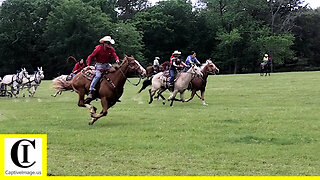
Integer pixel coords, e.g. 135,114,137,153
148,65,203,106
260,61,271,76
185,60,219,105
1,68,29,97
53,56,146,125
138,61,170,93
51,75,72,97
20,67,45,97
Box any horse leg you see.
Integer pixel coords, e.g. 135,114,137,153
185,90,196,102
169,90,179,107
10,85,16,98
32,86,38,97
27,86,33,97
157,88,166,105
85,104,97,116
200,90,208,106
137,79,151,93
89,97,109,125
51,91,58,97
77,89,86,107
148,88,157,104
180,91,185,102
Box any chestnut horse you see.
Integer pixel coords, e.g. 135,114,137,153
185,60,219,105
53,56,146,125
137,61,170,93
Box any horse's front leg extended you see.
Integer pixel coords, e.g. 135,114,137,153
185,90,196,102
89,97,109,125
85,104,97,116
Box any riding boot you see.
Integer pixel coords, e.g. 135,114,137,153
169,84,174,92
87,90,95,100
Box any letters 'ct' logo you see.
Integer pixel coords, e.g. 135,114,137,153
10,139,36,168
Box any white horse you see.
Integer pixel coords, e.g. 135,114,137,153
1,68,29,97
148,65,203,106
51,74,71,97
20,67,45,97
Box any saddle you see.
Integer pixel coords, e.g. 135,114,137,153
159,70,181,88
81,66,116,81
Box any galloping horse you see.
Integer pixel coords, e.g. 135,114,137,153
1,68,29,97
20,67,45,97
53,56,146,125
260,61,271,76
185,60,219,105
51,75,71,97
138,61,170,93
148,65,202,106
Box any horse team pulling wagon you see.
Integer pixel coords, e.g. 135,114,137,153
0,67,44,98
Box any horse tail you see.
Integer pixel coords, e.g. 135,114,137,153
52,78,73,91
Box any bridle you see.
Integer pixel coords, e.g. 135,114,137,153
118,59,143,86
14,70,29,84
34,71,43,84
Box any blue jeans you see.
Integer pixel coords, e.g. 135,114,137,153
89,63,111,90
169,67,176,85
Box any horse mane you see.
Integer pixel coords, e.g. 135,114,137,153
111,63,120,70
161,61,170,66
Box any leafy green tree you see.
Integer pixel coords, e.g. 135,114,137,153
83,0,118,22
0,0,55,74
216,28,242,74
256,33,294,68
292,8,320,67
132,0,196,65
42,0,114,77
116,0,151,20
112,22,145,64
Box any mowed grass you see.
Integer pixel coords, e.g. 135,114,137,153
0,71,319,176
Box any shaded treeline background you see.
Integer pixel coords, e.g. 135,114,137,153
0,0,319,79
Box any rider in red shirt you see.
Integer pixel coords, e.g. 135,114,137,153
71,59,85,78
86,36,120,100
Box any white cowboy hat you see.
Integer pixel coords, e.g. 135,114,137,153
173,50,181,55
99,36,115,44
264,54,268,57
155,57,160,60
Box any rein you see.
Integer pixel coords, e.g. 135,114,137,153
118,61,142,86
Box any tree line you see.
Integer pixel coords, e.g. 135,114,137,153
0,0,319,79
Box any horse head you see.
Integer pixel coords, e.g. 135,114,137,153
204,59,219,75
37,67,45,79
122,56,146,77
19,68,30,79
159,61,170,71
188,64,203,77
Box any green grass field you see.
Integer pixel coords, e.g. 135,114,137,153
0,71,319,176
